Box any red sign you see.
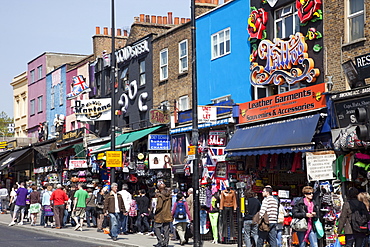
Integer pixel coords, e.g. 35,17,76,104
149,109,170,124
239,84,326,124
208,131,226,146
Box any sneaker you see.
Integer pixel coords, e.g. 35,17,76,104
18,222,23,225
137,232,144,235
74,224,81,231
9,221,15,226
112,237,118,241
79,227,83,231
44,224,47,228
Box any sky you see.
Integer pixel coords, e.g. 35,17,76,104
0,0,191,118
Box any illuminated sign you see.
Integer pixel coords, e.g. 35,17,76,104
250,32,320,86
239,84,326,124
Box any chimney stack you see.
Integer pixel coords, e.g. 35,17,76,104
151,15,157,23
157,16,163,24
117,29,121,36
96,27,100,35
168,12,173,24
103,27,108,35
174,17,179,25
145,15,150,22
140,14,145,22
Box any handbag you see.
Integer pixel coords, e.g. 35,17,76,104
44,205,54,216
291,217,308,232
252,211,270,232
314,218,324,239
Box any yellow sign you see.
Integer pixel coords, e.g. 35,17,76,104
97,153,105,160
106,151,122,167
187,146,196,156
0,141,7,149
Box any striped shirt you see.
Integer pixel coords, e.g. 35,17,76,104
259,195,278,224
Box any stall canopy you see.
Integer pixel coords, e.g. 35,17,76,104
225,114,321,156
0,148,32,170
94,125,163,153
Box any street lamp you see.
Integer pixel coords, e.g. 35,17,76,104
110,0,116,185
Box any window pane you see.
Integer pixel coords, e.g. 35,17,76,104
257,87,267,99
276,9,282,19
140,74,146,85
285,15,293,36
276,21,283,38
294,14,300,34
212,35,218,58
181,58,188,71
225,40,230,53
161,51,167,65
140,61,145,73
180,42,187,57
350,14,364,40
350,0,364,14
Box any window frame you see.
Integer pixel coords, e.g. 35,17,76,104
30,99,35,115
51,87,55,109
37,65,43,80
37,96,43,113
139,60,146,86
179,39,188,73
211,28,231,60
160,48,168,81
30,70,35,83
59,82,64,106
274,3,300,39
178,95,189,111
346,0,365,42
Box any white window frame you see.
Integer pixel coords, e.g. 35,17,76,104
346,0,364,42
274,3,299,39
160,49,168,80
37,65,43,80
37,96,43,113
178,95,189,111
211,28,231,60
22,97,26,117
51,87,55,109
16,100,20,119
59,82,64,106
253,86,274,100
139,60,146,86
30,99,35,115
30,70,35,83
179,40,188,73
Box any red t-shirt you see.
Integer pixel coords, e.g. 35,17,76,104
50,189,69,206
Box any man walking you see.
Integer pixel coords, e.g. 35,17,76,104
135,189,150,234
9,182,28,226
104,183,126,241
257,186,278,247
50,184,68,229
118,184,131,234
153,184,173,247
72,183,89,231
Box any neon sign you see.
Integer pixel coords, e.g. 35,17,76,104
250,32,320,86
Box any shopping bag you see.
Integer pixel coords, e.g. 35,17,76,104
314,218,324,239
291,217,307,232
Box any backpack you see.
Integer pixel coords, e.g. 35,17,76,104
351,209,368,233
174,201,186,220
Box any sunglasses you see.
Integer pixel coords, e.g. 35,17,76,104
304,192,313,195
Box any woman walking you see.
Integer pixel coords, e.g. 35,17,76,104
29,186,41,226
292,186,320,247
172,193,192,246
42,185,54,228
96,188,105,232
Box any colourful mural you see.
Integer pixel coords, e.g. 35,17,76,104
296,0,322,24
306,27,322,40
248,7,268,41
250,32,320,86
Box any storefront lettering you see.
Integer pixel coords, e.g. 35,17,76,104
250,32,320,86
208,135,226,146
118,80,148,114
149,109,170,124
116,40,149,64
74,99,111,120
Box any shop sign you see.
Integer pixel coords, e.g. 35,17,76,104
355,53,370,79
69,159,88,169
333,95,370,128
239,83,326,124
106,151,122,167
74,98,111,121
34,167,44,174
57,128,84,143
306,151,336,182
148,134,171,150
331,85,370,101
0,142,7,149
149,153,172,169
149,109,170,124
198,106,217,123
208,131,226,146
250,32,320,86
187,145,196,160
115,39,149,64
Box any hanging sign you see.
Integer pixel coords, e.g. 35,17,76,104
208,131,226,146
148,134,171,150
306,151,336,182
106,151,122,167
149,109,170,124
69,159,88,169
74,98,111,121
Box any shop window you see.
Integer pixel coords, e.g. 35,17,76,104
139,60,146,86
278,83,306,94
30,70,35,83
30,99,35,115
347,0,364,42
59,82,64,106
160,49,168,80
37,96,43,113
51,87,55,109
179,40,188,73
178,95,189,111
37,65,43,80
274,3,300,39
211,28,231,60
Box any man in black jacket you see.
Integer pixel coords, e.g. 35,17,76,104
244,190,261,247
135,189,150,234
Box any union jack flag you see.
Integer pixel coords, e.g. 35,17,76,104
209,147,225,156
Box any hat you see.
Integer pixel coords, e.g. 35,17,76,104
173,188,179,194
56,184,63,189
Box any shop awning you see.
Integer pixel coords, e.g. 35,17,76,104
0,148,32,170
225,114,320,156
94,125,163,153
73,143,86,158
49,145,73,154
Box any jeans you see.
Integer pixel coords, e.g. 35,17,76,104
297,230,318,247
221,207,236,237
62,209,68,226
345,233,366,247
244,220,258,247
154,222,170,246
136,215,149,233
257,223,277,247
109,213,122,238
277,228,282,247
40,207,45,225
120,214,128,233
86,207,97,227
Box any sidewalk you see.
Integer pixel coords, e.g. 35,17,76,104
0,212,236,247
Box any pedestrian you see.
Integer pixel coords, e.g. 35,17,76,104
135,189,150,234
172,193,192,246
153,183,173,247
72,183,89,231
128,191,138,233
9,182,28,226
62,186,70,227
9,184,18,219
0,184,9,213
50,184,68,229
68,184,77,227
357,192,370,247
257,186,278,247
42,185,54,228
104,182,126,241
292,186,319,247
39,184,48,226
244,190,260,247
118,183,131,235
29,185,41,226
338,187,370,247
85,188,97,228
96,188,105,232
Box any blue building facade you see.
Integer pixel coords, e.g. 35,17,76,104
196,0,251,105
46,65,67,139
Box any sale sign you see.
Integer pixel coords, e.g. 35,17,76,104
239,83,326,124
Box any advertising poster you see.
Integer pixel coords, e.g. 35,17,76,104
149,153,172,169
171,134,187,165
306,151,336,182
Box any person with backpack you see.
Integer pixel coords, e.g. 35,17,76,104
172,193,192,246
338,187,370,247
292,186,320,247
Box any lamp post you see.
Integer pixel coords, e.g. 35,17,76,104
191,0,201,246
110,0,116,185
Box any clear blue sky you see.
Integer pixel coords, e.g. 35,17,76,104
0,0,191,118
